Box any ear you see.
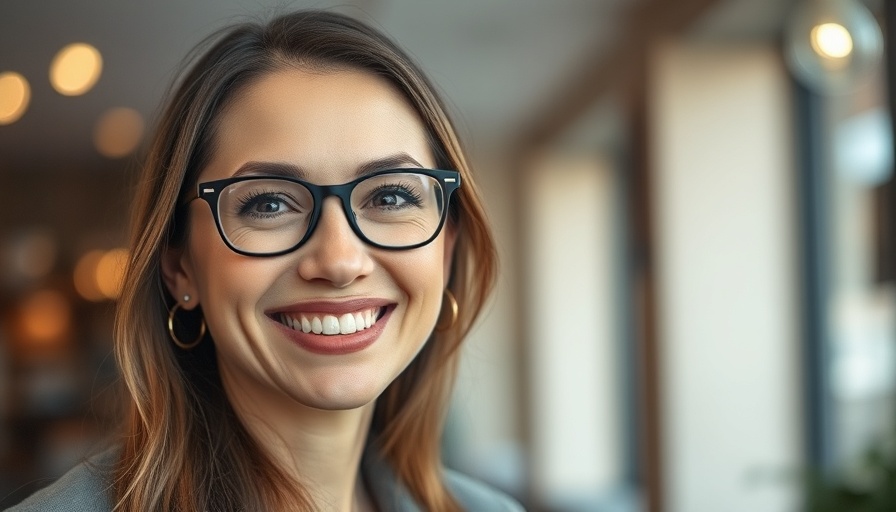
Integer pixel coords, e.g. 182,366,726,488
442,222,458,288
161,245,200,310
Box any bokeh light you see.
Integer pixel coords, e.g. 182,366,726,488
11,231,57,280
93,107,145,158
95,248,128,299
73,250,105,301
0,72,31,124
811,22,853,59
19,289,72,345
784,0,882,93
49,43,102,96
74,248,128,301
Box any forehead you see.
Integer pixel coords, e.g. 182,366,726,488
200,67,434,182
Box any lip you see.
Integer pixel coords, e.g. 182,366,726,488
267,298,394,316
266,299,395,356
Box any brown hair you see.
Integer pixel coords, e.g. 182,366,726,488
112,10,497,511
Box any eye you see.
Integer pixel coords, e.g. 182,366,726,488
366,184,423,210
250,197,284,214
236,192,298,218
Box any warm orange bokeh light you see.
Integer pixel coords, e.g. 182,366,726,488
73,250,105,301
74,248,128,301
94,107,145,158
19,289,72,345
0,71,30,124
95,248,128,299
50,42,102,96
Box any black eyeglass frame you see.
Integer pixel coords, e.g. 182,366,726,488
189,168,461,257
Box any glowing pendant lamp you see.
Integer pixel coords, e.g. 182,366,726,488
784,0,883,94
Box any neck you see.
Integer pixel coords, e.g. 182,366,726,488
221,369,376,511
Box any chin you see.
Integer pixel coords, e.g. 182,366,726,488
305,397,374,412
296,376,388,411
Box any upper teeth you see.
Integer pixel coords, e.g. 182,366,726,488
279,308,380,335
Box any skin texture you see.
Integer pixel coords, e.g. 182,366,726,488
161,67,456,511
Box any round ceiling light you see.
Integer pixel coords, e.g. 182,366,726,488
784,0,882,94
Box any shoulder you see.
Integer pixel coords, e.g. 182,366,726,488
361,444,525,511
4,450,115,512
444,469,526,511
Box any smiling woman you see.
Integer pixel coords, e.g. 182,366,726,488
8,10,520,512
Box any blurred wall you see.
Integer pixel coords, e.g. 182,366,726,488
524,152,624,509
650,40,802,512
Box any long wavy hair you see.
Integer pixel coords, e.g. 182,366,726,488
111,9,497,511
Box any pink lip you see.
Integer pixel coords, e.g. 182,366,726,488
266,299,395,356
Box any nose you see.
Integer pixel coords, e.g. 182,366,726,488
295,197,374,287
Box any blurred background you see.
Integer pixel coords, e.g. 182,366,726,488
0,0,894,510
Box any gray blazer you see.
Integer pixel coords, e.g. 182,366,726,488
6,448,524,511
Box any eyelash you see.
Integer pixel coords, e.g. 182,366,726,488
236,190,289,217
367,182,424,208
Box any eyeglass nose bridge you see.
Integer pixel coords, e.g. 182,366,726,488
302,182,367,246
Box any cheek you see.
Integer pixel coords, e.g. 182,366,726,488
385,240,449,316
192,246,289,385
187,224,278,332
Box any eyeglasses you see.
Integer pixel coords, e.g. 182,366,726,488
190,168,461,256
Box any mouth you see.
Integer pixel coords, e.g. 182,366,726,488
273,306,389,336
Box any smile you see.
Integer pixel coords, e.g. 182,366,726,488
276,307,386,335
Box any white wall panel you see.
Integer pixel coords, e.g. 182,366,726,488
525,154,622,508
650,42,802,512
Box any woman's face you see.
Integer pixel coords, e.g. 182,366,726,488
163,68,454,414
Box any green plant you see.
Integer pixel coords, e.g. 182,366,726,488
804,437,896,512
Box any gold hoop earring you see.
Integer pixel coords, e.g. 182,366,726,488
435,289,458,332
167,303,206,350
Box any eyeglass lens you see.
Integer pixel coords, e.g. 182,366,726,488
216,173,446,253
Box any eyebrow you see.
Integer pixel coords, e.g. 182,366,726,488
231,161,304,179
230,152,425,181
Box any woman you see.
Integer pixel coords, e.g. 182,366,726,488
11,9,521,512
